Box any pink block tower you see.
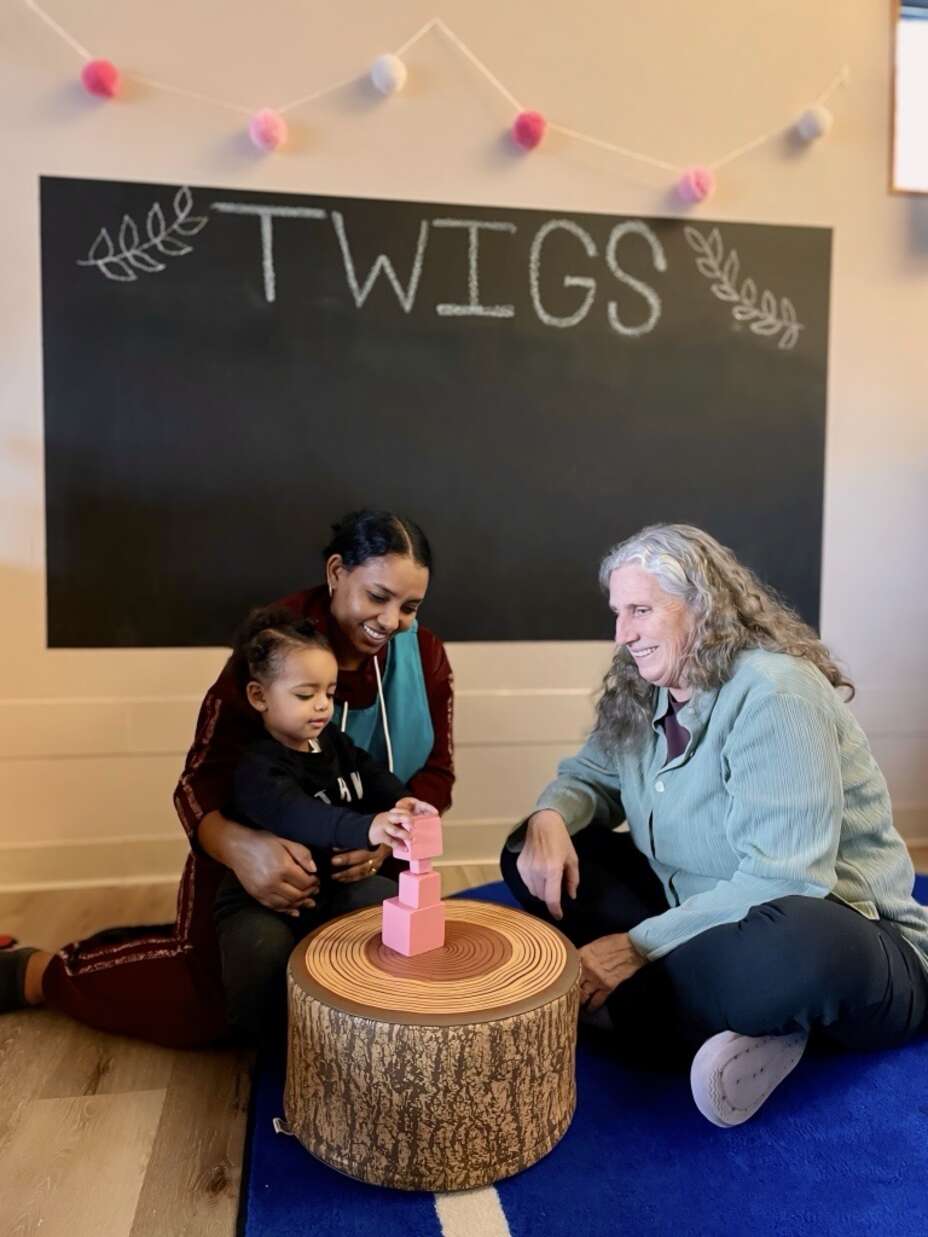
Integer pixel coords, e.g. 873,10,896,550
381,814,445,956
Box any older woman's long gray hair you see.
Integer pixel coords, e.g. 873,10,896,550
594,524,853,750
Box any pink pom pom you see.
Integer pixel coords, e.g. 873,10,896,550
81,59,120,99
248,109,287,152
676,166,716,205
512,110,547,151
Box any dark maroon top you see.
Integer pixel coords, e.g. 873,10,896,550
658,692,691,763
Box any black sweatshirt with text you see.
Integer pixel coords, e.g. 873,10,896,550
230,729,408,864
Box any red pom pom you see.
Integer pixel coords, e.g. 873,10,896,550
81,59,121,99
512,110,546,151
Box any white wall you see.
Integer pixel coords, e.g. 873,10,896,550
1,1,926,889
894,16,928,191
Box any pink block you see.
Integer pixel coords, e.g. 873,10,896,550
409,858,433,875
392,813,443,862
398,869,442,910
381,898,445,956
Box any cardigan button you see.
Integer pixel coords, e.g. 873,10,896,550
655,780,665,793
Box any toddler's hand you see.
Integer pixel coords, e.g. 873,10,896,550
393,796,438,817
369,809,413,849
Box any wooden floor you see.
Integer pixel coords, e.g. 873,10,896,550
0,864,500,1237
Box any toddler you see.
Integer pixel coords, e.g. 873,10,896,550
214,606,434,1039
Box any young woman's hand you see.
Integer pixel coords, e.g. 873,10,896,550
516,809,580,921
236,835,320,916
198,812,319,916
369,809,414,850
218,820,320,917
331,844,390,883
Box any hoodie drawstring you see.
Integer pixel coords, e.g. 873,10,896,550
339,656,395,774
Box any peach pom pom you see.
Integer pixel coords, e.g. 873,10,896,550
676,166,716,205
248,109,288,152
512,110,546,151
81,59,120,99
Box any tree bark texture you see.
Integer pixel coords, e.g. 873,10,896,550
285,899,580,1191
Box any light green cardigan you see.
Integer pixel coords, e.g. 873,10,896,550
534,649,928,967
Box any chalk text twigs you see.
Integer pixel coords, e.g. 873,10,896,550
208,202,669,335
77,187,208,282
684,226,802,350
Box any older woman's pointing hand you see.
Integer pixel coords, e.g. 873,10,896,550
515,809,580,920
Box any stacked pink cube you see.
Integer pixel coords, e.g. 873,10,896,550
381,814,445,956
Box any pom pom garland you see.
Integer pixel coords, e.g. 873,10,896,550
795,104,833,143
81,59,120,99
24,8,846,198
676,165,716,205
512,110,546,151
370,53,407,96
249,108,288,152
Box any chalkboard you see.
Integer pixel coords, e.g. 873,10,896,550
40,175,831,647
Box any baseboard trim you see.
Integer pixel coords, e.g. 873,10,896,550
0,821,516,892
0,834,189,892
3,812,926,893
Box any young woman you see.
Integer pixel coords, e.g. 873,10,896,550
2,510,454,1047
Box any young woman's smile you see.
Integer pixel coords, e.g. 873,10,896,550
327,554,430,667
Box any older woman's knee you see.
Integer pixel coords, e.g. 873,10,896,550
661,896,851,1034
734,896,851,988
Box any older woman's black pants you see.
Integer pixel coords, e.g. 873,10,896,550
501,827,928,1067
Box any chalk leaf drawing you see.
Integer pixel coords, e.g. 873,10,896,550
684,226,803,350
78,186,208,282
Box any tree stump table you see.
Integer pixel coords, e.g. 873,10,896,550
285,898,580,1191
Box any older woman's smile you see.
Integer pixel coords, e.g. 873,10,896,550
609,564,695,697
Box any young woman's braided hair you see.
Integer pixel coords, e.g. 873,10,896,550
323,509,432,572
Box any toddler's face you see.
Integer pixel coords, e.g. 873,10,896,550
250,646,338,750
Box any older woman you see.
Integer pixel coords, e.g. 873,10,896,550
502,524,928,1128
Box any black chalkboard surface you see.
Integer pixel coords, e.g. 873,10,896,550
40,175,831,647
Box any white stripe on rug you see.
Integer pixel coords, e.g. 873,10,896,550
434,1186,511,1237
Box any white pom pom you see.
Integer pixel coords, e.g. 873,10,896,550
370,53,407,96
795,104,833,143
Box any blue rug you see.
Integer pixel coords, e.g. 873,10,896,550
239,877,928,1237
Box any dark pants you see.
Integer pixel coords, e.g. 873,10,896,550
501,827,928,1067
214,871,397,1044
